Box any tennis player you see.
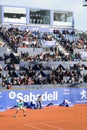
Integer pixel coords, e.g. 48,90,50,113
13,99,26,117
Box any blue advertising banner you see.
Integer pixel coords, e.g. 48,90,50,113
0,91,7,108
71,88,87,104
0,87,87,109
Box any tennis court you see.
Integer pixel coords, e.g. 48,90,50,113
0,104,87,130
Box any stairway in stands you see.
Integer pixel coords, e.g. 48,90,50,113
50,34,69,56
56,41,69,56
0,36,12,52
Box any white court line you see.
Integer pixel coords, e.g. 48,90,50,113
44,120,65,123
24,123,43,130
40,122,65,130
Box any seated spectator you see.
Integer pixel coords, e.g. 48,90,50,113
28,102,36,109
7,83,12,89
59,100,73,107
59,100,69,107
0,64,2,71
2,81,6,87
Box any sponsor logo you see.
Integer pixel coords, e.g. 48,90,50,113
76,90,87,103
80,90,87,99
9,91,58,102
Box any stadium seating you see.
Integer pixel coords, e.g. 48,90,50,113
0,26,87,89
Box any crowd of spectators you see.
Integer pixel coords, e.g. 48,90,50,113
0,25,87,89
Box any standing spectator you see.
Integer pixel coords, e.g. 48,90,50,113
36,95,42,109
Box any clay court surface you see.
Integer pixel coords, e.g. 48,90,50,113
0,104,87,130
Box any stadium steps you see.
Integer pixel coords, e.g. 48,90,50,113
0,36,12,52
51,34,69,56
56,42,69,56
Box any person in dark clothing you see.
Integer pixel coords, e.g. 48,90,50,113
59,100,69,107
36,95,42,109
28,101,36,109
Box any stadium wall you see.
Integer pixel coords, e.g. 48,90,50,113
0,87,87,109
